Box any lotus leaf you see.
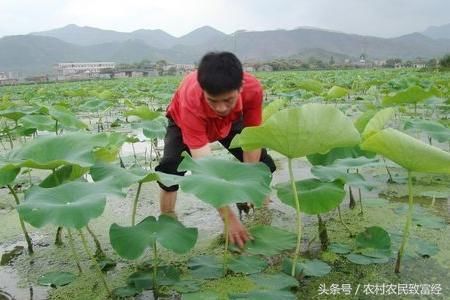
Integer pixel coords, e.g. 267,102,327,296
231,104,361,158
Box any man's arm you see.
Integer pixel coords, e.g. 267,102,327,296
190,144,251,248
190,144,212,158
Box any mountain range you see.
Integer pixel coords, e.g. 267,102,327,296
1,23,450,75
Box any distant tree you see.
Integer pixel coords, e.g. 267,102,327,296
156,60,168,66
384,58,402,68
329,56,335,65
439,54,450,68
166,66,177,76
426,58,438,68
404,60,413,67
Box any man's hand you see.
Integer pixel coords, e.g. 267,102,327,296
228,213,251,248
219,207,252,248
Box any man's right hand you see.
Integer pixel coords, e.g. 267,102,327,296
219,207,252,248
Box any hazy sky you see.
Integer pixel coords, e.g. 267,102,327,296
0,0,449,38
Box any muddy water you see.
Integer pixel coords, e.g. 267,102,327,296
1,142,449,299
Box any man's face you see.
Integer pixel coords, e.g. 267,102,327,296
204,89,240,117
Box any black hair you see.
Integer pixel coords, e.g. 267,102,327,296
197,52,243,95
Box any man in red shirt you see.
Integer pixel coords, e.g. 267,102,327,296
156,52,276,248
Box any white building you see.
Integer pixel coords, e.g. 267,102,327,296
55,62,116,80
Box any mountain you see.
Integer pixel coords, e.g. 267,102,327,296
191,28,450,61
0,35,173,74
32,24,228,48
422,23,450,40
3,25,450,75
177,26,227,46
31,24,178,48
0,35,82,73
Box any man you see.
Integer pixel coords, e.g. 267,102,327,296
155,52,276,248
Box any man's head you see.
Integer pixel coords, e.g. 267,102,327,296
197,52,243,117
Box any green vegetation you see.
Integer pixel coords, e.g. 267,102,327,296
0,68,449,299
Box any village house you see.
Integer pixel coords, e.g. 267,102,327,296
0,72,19,86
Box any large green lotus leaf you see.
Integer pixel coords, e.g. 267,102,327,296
361,128,450,174
169,280,201,293
177,154,271,208
382,86,440,105
39,165,89,188
90,163,159,188
7,132,124,169
37,271,76,287
182,292,219,300
11,126,37,137
355,226,391,250
324,156,380,169
0,163,20,186
243,225,296,256
110,215,198,260
112,286,139,298
307,146,375,166
110,216,158,260
249,273,299,290
354,110,377,133
413,214,447,229
78,99,112,112
310,157,379,190
412,239,439,257
326,86,348,99
131,116,168,139
231,104,361,158
0,105,41,121
346,253,389,265
394,204,447,229
127,266,180,290
230,290,296,300
297,79,323,93
228,256,268,274
311,167,374,190
282,258,331,277
19,115,56,132
156,215,198,254
48,105,87,130
262,99,286,122
359,248,392,259
187,255,223,279
18,179,123,229
362,108,395,139
275,179,345,214
125,106,161,120
329,243,352,254
404,119,450,143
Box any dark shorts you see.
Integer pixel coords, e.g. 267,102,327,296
155,116,276,192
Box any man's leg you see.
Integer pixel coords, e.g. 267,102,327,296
155,117,189,216
160,190,177,215
219,119,277,215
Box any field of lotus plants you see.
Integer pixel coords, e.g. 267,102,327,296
0,68,449,299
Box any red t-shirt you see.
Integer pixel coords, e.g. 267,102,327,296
167,71,263,149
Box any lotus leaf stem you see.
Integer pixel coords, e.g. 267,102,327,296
395,170,414,273
223,208,230,276
337,206,353,237
86,224,105,258
152,240,159,296
78,229,111,295
131,182,143,226
67,229,82,273
288,158,302,277
7,185,33,254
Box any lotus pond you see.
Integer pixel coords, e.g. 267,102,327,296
0,69,449,299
